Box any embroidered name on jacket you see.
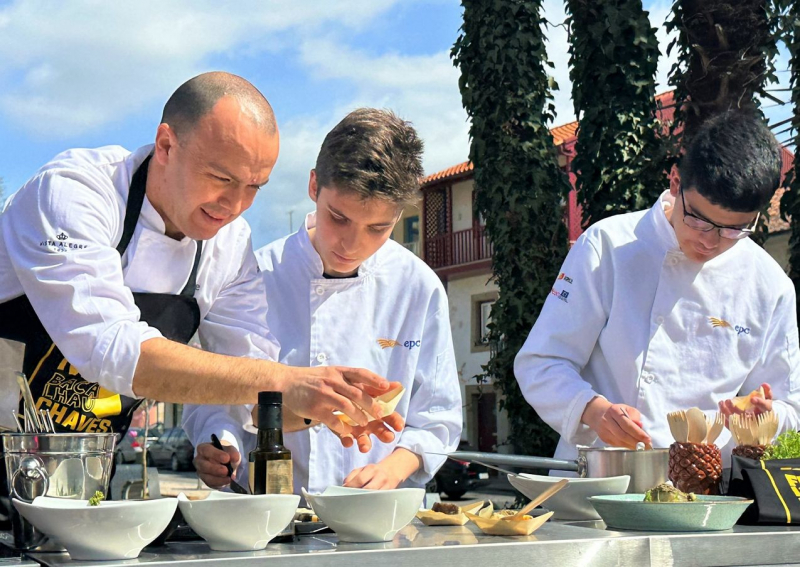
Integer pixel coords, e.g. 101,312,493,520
377,338,421,350
38,232,89,252
709,317,750,335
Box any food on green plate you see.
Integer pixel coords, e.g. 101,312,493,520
88,491,105,506
643,483,697,502
762,430,800,460
432,502,461,515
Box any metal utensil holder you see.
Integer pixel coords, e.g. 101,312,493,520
1,432,116,551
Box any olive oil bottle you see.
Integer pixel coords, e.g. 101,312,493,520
249,391,293,495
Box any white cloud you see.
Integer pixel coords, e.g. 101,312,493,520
245,37,472,246
0,0,400,138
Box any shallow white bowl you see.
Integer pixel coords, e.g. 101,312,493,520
508,473,630,520
178,491,300,551
13,496,177,560
302,486,425,542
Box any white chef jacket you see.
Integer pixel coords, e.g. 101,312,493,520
515,191,800,465
0,145,279,398
182,212,463,493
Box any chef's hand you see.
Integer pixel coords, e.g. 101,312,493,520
281,366,391,437
339,412,406,453
719,382,773,423
581,397,651,450
193,442,241,489
332,381,405,452
343,448,421,489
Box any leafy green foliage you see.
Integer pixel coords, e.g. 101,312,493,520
776,0,800,323
452,0,570,458
762,430,800,460
566,0,668,225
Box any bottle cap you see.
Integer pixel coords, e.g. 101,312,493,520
258,391,282,406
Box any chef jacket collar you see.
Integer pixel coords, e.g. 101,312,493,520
128,144,193,245
649,190,682,255
298,211,379,279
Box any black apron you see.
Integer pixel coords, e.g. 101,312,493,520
0,155,202,435
0,155,202,526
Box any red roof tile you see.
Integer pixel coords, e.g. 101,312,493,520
423,91,675,187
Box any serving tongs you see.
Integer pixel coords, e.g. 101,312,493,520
14,371,55,433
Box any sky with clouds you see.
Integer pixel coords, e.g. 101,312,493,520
0,0,792,248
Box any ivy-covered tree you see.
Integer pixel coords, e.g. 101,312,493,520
666,0,780,145
778,0,800,321
452,0,571,458
566,0,667,226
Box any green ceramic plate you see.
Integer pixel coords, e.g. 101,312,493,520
588,494,753,532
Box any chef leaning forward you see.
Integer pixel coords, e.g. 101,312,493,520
0,73,399,514
515,111,800,466
183,109,463,494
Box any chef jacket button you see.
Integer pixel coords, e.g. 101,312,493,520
643,373,655,384
669,257,678,266
316,353,328,363
315,286,325,295
656,316,665,325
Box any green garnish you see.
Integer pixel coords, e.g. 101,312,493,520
88,491,105,506
763,430,800,460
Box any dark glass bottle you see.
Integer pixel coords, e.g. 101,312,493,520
249,391,293,495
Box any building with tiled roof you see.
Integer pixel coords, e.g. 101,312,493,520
388,91,795,455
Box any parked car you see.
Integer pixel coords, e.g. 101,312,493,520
115,428,146,464
146,427,195,472
428,455,490,500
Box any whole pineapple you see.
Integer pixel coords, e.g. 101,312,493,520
668,442,722,495
732,445,766,460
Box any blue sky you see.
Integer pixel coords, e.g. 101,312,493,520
0,0,791,248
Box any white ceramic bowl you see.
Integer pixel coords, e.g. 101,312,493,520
13,496,177,560
178,491,300,551
302,486,425,542
508,473,630,520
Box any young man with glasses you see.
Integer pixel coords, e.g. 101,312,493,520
514,111,799,463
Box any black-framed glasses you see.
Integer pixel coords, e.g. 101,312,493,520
679,189,759,240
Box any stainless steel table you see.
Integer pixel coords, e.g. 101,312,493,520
22,519,800,567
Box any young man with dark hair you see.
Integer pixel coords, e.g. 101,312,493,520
515,111,800,463
185,109,462,492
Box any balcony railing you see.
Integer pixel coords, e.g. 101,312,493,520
424,225,493,269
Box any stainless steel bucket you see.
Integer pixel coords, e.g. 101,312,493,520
576,447,669,493
1,432,116,550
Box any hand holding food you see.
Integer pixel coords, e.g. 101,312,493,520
281,365,391,437
719,384,773,421
581,397,651,449
332,382,406,452
193,441,241,489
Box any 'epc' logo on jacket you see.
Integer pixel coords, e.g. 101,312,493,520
377,339,422,350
